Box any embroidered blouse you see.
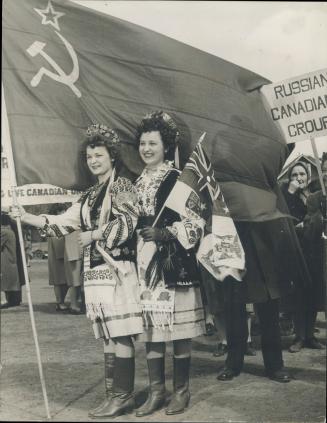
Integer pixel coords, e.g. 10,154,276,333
136,161,205,249
41,176,138,264
135,161,205,288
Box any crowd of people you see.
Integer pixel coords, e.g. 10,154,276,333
2,111,326,419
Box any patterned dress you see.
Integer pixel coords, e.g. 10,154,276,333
135,161,205,342
42,175,143,340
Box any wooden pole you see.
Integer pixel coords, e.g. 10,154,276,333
1,85,51,420
310,136,327,314
310,136,326,196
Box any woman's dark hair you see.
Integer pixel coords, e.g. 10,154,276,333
81,134,121,163
136,110,179,161
287,161,310,183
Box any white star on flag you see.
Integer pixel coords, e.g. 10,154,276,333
34,0,65,31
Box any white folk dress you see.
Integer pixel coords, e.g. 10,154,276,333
135,161,205,342
42,175,143,340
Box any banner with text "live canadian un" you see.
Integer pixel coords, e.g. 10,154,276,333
261,69,327,143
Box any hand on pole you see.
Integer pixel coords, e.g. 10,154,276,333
9,204,26,220
139,227,173,242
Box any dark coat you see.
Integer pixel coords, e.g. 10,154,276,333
47,237,67,286
281,184,316,312
280,183,307,223
236,184,311,304
303,190,326,311
181,179,311,306
1,226,21,291
235,218,309,304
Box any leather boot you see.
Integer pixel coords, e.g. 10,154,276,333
136,357,166,417
165,356,191,415
88,352,115,417
91,357,135,418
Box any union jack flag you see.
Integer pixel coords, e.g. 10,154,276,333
184,136,219,202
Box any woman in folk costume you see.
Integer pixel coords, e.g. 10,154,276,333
10,124,143,419
133,110,206,417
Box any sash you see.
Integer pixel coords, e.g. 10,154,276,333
137,233,175,331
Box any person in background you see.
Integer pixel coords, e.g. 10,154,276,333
134,111,206,417
200,282,216,337
1,212,25,308
47,203,70,312
63,229,83,314
201,269,256,358
302,153,327,341
281,161,323,352
23,226,33,267
215,171,310,383
10,123,143,419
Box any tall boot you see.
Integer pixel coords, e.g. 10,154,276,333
88,352,115,417
136,357,166,417
165,356,191,415
91,357,135,418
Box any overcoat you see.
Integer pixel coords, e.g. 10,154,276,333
1,226,20,292
303,190,326,311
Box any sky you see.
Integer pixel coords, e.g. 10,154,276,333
74,1,327,161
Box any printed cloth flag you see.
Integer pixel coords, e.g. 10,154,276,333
3,0,289,222
165,141,245,281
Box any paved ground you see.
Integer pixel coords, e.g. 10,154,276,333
0,261,326,422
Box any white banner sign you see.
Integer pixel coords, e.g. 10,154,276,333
261,68,327,143
1,152,82,208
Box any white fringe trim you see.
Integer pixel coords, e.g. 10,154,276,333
143,309,174,332
86,302,112,321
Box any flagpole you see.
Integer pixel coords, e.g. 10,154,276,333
309,136,327,314
310,136,326,197
1,85,51,420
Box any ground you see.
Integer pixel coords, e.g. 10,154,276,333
0,261,326,422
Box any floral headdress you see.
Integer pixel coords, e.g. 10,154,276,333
138,110,180,168
143,110,180,144
86,123,120,146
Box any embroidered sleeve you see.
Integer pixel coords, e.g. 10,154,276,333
99,177,139,249
41,202,82,238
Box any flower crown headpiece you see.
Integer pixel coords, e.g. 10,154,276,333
86,123,120,146
144,110,180,143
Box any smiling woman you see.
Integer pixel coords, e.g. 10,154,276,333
9,123,143,418
86,147,113,180
134,110,206,417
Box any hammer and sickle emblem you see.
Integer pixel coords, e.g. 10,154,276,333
26,31,81,98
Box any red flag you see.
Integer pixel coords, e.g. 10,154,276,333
3,0,289,221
